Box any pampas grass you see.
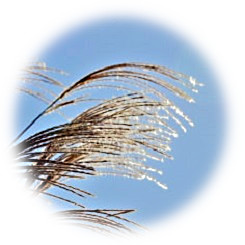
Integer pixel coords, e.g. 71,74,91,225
13,62,202,234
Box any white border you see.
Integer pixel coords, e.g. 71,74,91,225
0,1,244,244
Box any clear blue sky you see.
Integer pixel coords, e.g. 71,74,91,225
16,18,224,225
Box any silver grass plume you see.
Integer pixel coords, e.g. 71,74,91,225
13,62,203,234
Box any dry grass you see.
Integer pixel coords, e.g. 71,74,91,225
13,62,202,234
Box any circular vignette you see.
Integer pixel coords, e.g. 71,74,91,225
15,18,225,229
